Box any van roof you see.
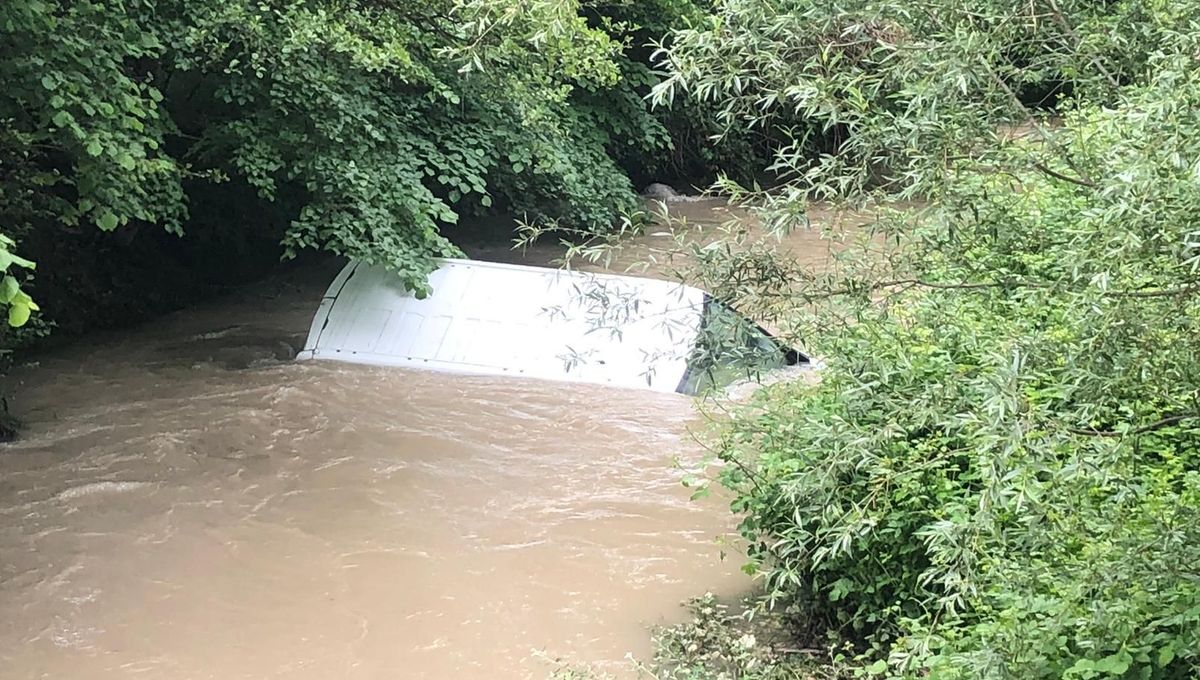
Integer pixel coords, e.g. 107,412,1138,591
297,259,708,393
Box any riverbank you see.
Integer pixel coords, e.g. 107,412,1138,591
548,593,850,680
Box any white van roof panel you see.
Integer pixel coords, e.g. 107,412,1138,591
297,259,707,393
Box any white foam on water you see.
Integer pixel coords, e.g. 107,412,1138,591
55,481,152,501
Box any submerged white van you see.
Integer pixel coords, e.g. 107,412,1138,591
297,259,804,394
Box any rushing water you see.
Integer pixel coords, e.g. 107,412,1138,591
0,199,844,679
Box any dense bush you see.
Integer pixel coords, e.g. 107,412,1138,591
648,1,1200,677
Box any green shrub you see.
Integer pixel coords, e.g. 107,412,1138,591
649,2,1200,677
707,108,1200,678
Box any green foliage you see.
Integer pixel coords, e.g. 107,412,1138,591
2,0,699,322
0,235,38,328
652,0,1200,201
575,0,779,187
647,1,1200,678
163,0,654,292
0,1,186,240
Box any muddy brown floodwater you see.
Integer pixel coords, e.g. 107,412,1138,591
0,200,848,680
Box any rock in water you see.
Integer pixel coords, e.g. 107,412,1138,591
641,183,680,201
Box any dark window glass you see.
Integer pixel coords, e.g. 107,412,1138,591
677,297,804,395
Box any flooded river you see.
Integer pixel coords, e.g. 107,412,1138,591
0,200,844,679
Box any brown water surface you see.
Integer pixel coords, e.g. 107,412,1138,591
0,199,848,679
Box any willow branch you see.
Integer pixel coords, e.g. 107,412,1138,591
1106,283,1200,298
799,278,1200,301
1069,414,1197,438
1032,161,1097,188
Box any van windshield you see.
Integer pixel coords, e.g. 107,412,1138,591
676,297,803,394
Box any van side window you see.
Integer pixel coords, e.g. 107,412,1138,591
677,297,802,394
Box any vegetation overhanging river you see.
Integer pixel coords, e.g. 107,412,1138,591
0,200,839,679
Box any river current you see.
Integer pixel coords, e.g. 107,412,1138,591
0,199,841,679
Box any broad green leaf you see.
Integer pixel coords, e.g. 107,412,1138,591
8,302,31,328
1095,651,1132,675
0,276,18,303
865,659,888,675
